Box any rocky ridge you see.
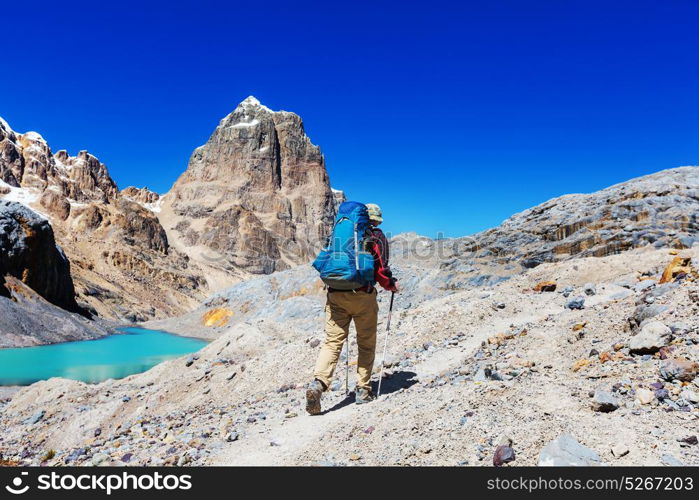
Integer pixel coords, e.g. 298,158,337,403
392,167,699,291
0,117,207,325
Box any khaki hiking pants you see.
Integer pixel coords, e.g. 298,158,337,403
313,288,379,391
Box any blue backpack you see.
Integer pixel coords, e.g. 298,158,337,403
312,201,375,290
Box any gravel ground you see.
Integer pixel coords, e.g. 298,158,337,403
0,246,697,466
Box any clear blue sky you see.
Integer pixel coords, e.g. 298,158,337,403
2,1,697,238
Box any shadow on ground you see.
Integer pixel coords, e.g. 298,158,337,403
321,370,418,415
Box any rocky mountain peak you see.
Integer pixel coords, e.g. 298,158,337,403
160,98,336,280
217,96,280,131
0,116,119,204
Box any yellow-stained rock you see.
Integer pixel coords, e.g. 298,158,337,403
202,308,234,327
572,359,590,372
659,256,694,284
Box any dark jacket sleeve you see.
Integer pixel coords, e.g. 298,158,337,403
366,228,397,291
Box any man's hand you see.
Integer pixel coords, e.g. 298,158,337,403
392,282,400,293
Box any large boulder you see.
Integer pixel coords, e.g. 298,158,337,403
630,303,669,328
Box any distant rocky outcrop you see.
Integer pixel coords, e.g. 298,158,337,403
159,97,337,278
394,167,699,291
469,167,699,267
121,186,161,208
331,188,346,211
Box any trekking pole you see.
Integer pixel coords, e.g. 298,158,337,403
345,336,350,396
376,291,395,398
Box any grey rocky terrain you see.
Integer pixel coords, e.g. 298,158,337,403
0,246,697,466
1,167,697,466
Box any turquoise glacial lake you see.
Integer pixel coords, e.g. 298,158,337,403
0,327,208,386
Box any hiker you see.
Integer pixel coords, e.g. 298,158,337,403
306,202,399,415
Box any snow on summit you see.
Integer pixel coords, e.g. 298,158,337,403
238,95,273,113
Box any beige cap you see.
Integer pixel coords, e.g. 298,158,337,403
366,203,383,223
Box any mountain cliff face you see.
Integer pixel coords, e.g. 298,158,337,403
0,119,117,207
159,97,336,281
0,201,110,347
0,201,79,312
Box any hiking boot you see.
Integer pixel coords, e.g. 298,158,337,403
305,379,325,415
355,386,376,405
